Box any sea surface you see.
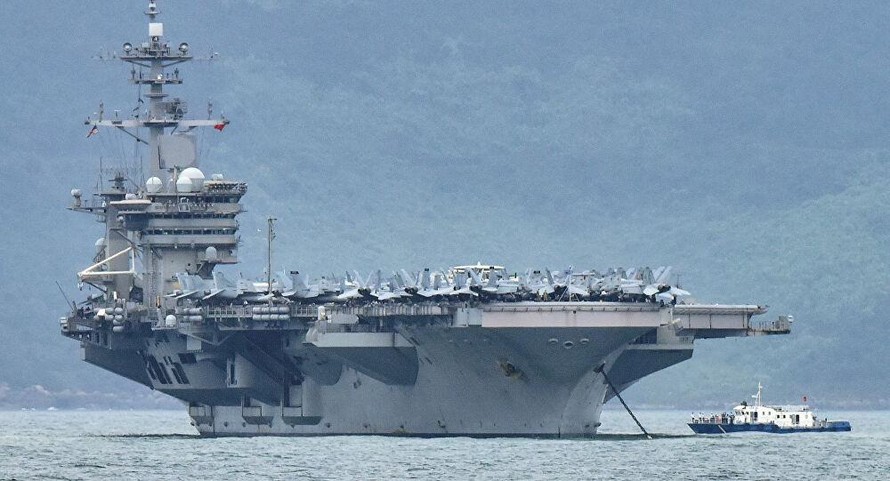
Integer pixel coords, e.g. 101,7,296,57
0,409,886,480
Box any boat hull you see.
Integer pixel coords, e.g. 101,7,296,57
688,421,851,434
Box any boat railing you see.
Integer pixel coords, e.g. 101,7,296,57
691,413,735,424
752,315,792,334
329,303,450,317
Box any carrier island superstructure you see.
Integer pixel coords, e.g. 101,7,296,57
60,2,792,437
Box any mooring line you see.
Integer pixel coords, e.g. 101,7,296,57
596,364,652,440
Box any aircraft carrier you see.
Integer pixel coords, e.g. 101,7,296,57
60,2,792,437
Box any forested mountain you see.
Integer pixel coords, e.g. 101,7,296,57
1,0,887,408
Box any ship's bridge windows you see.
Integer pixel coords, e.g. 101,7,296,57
143,228,236,236
204,196,240,203
152,213,236,220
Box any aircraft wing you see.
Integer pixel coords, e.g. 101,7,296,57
202,289,225,300
336,288,362,301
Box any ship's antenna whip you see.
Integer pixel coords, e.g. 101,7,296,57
56,281,76,310
267,217,277,299
596,364,652,439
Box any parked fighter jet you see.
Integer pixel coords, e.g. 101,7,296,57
202,271,273,302
361,270,406,301
167,273,212,300
462,265,518,297
553,267,592,301
165,263,693,307
334,271,365,302
411,268,452,298
282,272,345,302
280,271,314,299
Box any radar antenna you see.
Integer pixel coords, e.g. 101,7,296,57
84,0,228,176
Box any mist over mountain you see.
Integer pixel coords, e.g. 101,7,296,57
1,0,888,409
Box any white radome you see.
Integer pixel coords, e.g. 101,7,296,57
146,176,163,193
176,175,194,193
180,167,205,190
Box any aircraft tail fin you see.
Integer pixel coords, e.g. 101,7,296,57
275,270,292,291
420,268,431,290
399,269,416,288
455,271,468,288
213,271,236,289
175,273,194,291
486,270,498,289
468,268,483,286
290,271,309,289
655,266,673,285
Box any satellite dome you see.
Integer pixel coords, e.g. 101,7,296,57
205,246,218,262
146,176,163,193
180,167,205,190
176,175,194,193
95,237,106,253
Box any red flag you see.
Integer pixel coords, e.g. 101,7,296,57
86,125,99,138
214,122,226,132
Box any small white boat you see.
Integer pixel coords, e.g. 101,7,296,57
689,383,851,434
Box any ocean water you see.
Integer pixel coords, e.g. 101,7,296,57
0,409,886,480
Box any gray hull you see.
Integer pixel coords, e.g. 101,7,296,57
71,303,787,437
193,326,625,437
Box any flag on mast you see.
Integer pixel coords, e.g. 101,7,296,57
86,125,99,138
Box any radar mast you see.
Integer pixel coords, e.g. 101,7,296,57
85,0,228,177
